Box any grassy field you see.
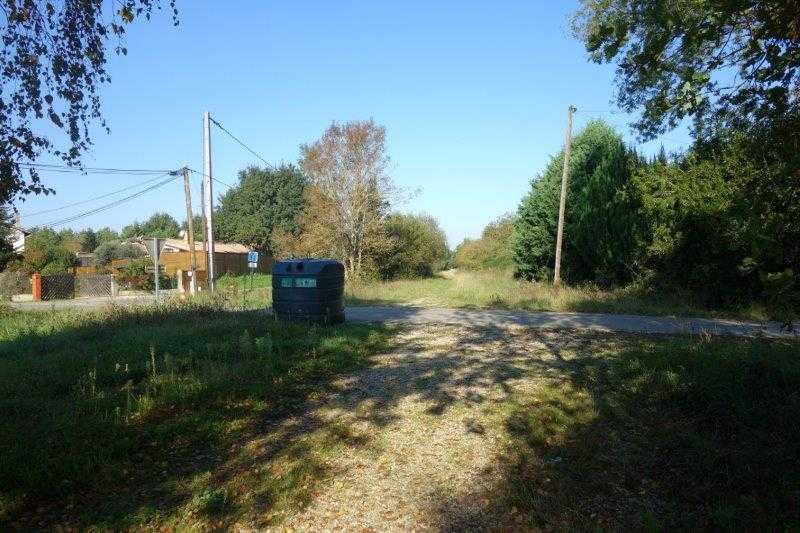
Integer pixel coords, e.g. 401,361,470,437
0,301,392,529
220,269,771,320
0,300,797,528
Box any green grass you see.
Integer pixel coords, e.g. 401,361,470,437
350,269,774,320
217,273,272,309
489,335,800,529
217,270,775,320
0,301,393,529
1,298,796,529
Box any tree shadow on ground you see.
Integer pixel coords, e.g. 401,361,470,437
4,305,797,529
0,304,394,529
1,304,623,529
429,334,800,531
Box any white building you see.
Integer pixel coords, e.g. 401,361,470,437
10,213,28,253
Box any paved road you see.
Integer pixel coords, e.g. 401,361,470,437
9,294,158,311
8,298,795,338
345,305,796,338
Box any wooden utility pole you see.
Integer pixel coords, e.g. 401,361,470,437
182,167,198,295
553,105,577,286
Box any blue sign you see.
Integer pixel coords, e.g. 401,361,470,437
247,251,259,263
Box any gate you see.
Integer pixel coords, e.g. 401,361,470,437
41,273,75,301
76,274,114,298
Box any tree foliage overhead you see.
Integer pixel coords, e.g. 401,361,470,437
514,120,640,285
214,165,306,252
572,0,800,138
0,0,178,204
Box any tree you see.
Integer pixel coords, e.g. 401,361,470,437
572,0,800,139
454,214,515,270
121,212,180,239
514,120,641,285
0,1,178,204
299,120,396,278
0,206,16,269
93,240,145,266
77,229,98,253
95,227,120,244
378,213,449,279
633,122,800,309
214,165,306,251
17,227,75,273
182,214,204,235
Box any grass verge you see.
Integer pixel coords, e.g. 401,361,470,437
347,269,774,320
0,301,393,529
489,335,800,529
219,270,770,320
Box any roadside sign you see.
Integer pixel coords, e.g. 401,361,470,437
248,262,258,269
145,237,166,299
247,251,259,263
144,238,166,260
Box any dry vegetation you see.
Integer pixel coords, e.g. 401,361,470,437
347,269,771,320
219,269,771,320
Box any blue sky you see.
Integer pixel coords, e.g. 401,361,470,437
17,0,692,246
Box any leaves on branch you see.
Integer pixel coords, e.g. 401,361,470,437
0,0,179,205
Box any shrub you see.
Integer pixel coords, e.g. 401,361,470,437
454,215,515,270
93,241,145,266
116,257,171,290
19,228,76,274
378,213,449,279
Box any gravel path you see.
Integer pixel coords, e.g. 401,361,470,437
276,323,623,531
346,305,795,338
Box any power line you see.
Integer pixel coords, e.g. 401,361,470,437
18,162,173,175
186,167,235,189
208,116,275,169
22,172,182,218
40,173,179,228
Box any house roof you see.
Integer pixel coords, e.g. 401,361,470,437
161,238,252,254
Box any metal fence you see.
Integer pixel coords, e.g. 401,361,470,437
41,273,75,301
76,274,114,298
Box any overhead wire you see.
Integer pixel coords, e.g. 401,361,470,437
23,172,183,218
17,162,173,175
186,167,235,189
208,116,275,170
40,172,180,228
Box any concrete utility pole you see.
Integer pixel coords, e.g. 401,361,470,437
203,111,216,291
182,167,198,295
200,180,209,275
553,105,577,287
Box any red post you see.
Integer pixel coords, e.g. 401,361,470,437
31,273,42,301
